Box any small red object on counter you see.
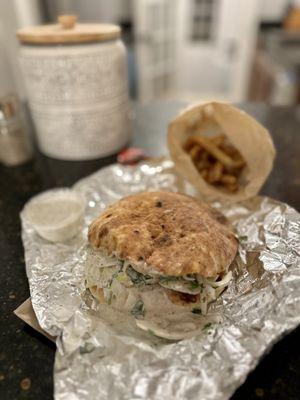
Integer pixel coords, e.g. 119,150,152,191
117,147,147,165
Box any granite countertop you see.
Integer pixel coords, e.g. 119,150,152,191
0,102,299,400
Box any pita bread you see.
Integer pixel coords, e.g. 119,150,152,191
168,102,276,203
88,191,238,277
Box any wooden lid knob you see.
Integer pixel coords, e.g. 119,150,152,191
58,15,77,30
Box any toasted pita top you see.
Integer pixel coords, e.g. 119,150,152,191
88,191,238,277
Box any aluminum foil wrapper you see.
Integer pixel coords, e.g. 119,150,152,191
21,159,300,400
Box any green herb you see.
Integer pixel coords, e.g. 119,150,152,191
106,291,113,305
116,272,128,283
79,342,95,354
192,308,202,314
238,235,248,242
126,266,154,286
189,281,201,290
144,275,156,284
202,323,212,331
126,266,143,283
105,267,122,288
130,300,145,318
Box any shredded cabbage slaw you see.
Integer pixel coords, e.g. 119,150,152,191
85,255,232,316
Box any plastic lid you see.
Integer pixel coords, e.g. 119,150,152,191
22,189,86,242
17,15,120,44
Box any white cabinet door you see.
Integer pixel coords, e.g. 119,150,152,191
176,0,260,101
133,0,178,102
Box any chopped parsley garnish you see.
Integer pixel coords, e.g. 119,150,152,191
238,235,248,241
144,274,153,280
126,266,145,284
189,281,201,290
202,323,212,331
79,342,95,354
106,267,122,288
130,300,145,318
106,291,113,305
126,266,154,286
115,272,128,283
192,308,202,314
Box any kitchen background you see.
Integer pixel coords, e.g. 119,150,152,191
2,0,300,105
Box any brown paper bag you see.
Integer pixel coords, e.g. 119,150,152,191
14,298,55,342
168,102,276,203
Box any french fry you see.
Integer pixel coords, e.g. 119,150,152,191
210,134,225,146
189,145,201,160
196,152,210,171
184,136,200,151
207,161,223,183
220,174,237,184
230,159,245,169
220,143,246,168
219,143,237,157
189,135,242,169
184,132,245,194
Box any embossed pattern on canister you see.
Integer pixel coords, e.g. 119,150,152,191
18,19,131,160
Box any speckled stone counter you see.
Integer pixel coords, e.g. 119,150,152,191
0,102,299,400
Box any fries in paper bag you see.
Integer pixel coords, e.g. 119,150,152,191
168,102,276,203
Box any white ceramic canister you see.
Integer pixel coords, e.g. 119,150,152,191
17,15,131,160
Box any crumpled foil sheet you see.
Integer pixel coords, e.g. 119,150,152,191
21,159,300,400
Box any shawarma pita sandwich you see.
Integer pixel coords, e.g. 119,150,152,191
86,191,238,339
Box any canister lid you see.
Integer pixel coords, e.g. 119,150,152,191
17,15,120,44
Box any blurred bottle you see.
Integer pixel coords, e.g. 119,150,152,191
271,68,298,106
0,94,32,166
284,5,300,32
